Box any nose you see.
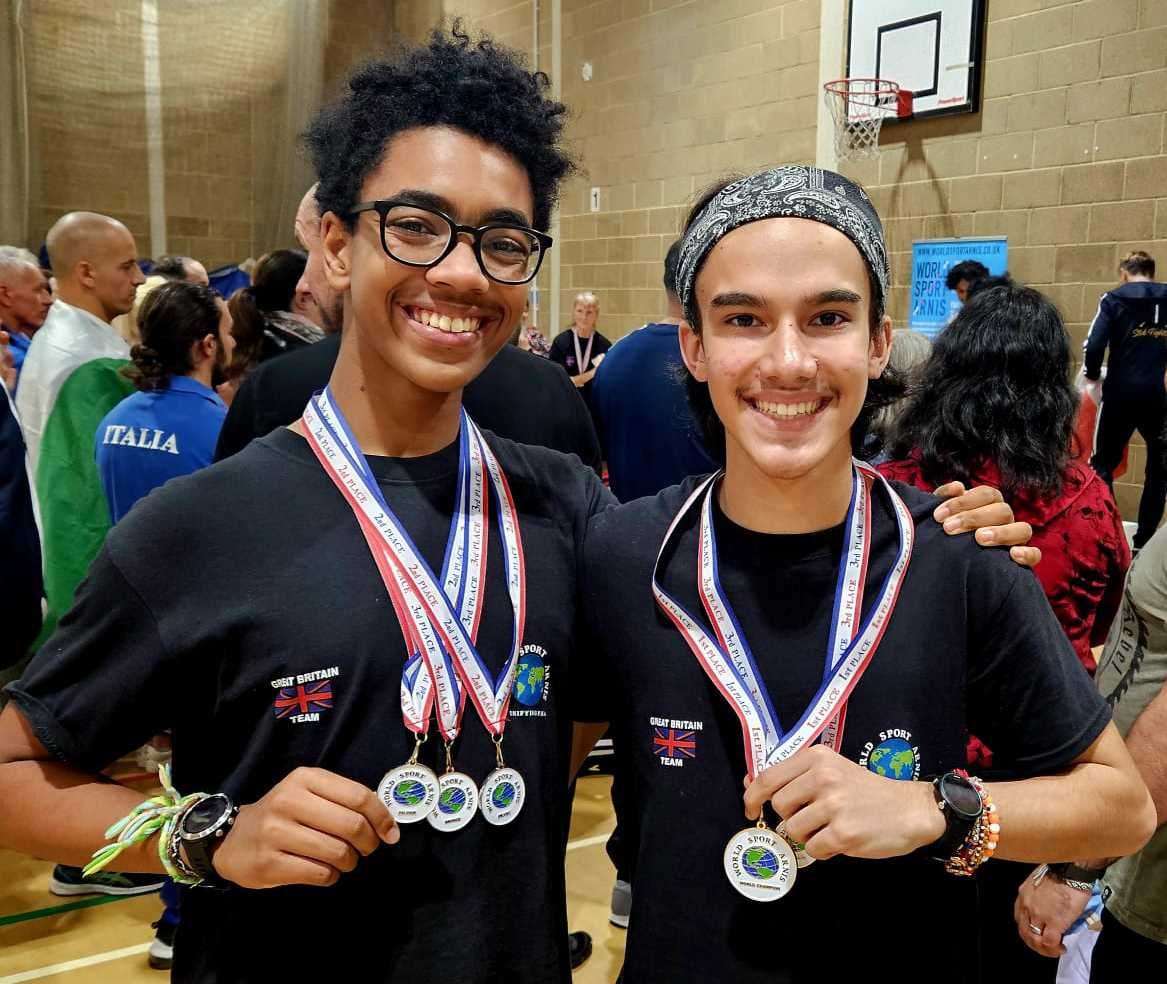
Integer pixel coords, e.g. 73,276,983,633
758,319,817,384
427,237,488,294
294,269,312,304
133,266,146,286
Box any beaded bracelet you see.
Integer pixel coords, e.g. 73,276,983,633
943,772,999,877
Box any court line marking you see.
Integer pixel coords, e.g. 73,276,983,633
566,832,610,852
0,943,150,983
0,894,136,929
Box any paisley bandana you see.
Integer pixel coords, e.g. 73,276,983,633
677,165,889,322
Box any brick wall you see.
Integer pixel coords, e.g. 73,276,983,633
23,0,398,269
838,0,1167,520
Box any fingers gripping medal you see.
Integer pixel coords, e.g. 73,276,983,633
652,464,913,901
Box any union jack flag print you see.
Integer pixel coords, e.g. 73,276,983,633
653,727,697,759
274,681,334,718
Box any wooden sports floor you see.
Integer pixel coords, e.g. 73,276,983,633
0,776,624,983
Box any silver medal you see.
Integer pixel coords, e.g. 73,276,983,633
723,825,797,901
377,762,439,823
426,772,479,832
776,821,816,869
478,767,525,826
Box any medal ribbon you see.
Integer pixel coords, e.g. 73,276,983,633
303,388,526,741
572,329,595,375
652,461,913,779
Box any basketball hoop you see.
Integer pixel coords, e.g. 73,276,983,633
824,78,912,161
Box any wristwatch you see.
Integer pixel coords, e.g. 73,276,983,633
177,793,238,887
927,772,984,860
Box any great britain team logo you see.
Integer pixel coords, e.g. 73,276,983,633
858,727,921,780
270,666,340,724
649,715,704,767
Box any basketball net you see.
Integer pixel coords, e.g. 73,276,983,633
824,79,902,161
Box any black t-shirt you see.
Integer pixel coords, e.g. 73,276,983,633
575,478,1111,984
548,329,612,413
7,427,612,984
214,333,603,474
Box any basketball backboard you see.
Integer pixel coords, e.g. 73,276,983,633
846,0,986,121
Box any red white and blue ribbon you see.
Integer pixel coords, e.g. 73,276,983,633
303,388,526,743
652,461,913,779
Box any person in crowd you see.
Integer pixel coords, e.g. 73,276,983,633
213,189,602,475
292,186,343,336
0,41,1033,984
572,165,1153,984
152,254,210,287
0,246,53,387
549,292,611,408
513,300,550,356
1016,524,1167,980
97,281,233,524
1085,251,1167,550
946,259,989,304
226,249,324,374
95,280,233,969
883,283,1130,675
862,328,931,461
14,211,161,899
592,240,715,502
967,272,1014,299
112,273,168,348
880,282,1132,981
0,369,41,675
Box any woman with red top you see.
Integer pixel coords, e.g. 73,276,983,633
879,282,1131,980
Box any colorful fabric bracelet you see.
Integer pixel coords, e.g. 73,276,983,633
83,763,208,886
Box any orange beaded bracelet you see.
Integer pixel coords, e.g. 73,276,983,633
943,773,1000,877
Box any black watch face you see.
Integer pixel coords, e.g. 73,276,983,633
941,776,982,820
183,794,230,836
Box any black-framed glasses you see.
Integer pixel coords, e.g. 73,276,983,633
349,199,552,285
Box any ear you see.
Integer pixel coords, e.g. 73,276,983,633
869,315,893,378
678,320,708,383
77,260,96,290
321,211,353,294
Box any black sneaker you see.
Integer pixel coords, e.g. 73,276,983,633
148,919,176,970
49,864,166,897
569,930,593,970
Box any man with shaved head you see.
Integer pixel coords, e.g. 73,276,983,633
0,247,53,386
153,254,210,287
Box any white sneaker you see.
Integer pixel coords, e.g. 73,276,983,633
609,879,631,928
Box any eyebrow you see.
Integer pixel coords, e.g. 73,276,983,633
809,288,863,305
389,189,532,228
710,291,765,308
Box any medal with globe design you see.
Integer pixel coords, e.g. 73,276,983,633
377,762,439,823
723,826,797,901
776,821,816,869
479,766,526,826
427,771,479,832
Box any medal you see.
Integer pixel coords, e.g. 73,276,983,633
723,823,798,902
653,462,914,900
304,389,528,828
378,735,440,823
479,765,526,826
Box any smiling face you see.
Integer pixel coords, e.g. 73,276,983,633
322,126,533,397
679,217,891,484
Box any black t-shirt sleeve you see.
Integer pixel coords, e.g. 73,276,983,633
4,543,179,772
965,555,1111,777
549,364,603,475
570,509,621,723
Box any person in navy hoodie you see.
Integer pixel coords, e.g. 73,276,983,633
97,281,233,526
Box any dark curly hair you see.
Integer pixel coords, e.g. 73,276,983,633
305,24,573,233
945,260,989,291
125,281,221,392
227,249,307,376
889,284,1077,499
679,177,903,464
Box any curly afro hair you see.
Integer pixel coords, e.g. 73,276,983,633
306,24,573,233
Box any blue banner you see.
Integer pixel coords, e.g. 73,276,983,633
910,238,1008,337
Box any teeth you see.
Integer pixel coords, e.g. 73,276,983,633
414,308,481,333
754,399,821,419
